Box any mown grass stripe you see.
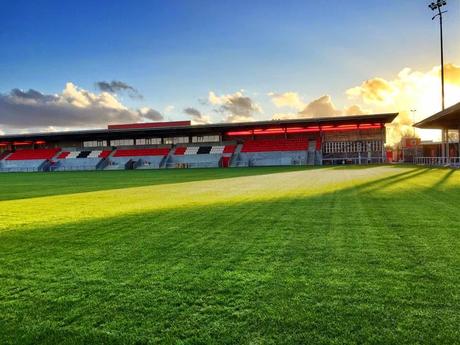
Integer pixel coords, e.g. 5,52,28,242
0,166,459,344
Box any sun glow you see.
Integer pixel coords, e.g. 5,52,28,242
347,64,460,144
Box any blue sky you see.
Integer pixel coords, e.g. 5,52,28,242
0,0,459,134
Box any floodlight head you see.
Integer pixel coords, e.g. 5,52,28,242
436,0,447,7
428,0,447,11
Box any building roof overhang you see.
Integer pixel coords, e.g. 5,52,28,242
414,102,460,129
0,113,398,142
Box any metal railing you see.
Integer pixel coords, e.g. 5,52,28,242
135,162,162,169
0,167,41,173
233,158,308,167
165,161,220,169
50,166,99,172
0,160,50,172
321,157,385,165
414,157,460,166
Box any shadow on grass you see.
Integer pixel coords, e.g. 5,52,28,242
431,168,456,190
353,167,431,194
1,167,459,344
327,163,397,170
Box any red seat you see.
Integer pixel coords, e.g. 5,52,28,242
57,152,70,159
174,147,186,155
99,150,112,158
223,145,236,154
7,148,61,160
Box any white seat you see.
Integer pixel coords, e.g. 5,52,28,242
184,147,199,155
87,150,102,158
66,151,80,159
210,146,224,154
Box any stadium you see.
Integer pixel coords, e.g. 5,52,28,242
0,113,397,172
1,108,459,344
1,1,460,344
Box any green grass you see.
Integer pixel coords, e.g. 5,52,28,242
0,166,311,201
0,166,459,344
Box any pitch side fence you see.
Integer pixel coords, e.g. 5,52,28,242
414,157,460,167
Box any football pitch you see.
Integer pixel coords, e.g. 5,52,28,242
0,166,459,344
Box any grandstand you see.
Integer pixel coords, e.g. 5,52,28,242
0,148,60,172
0,114,397,172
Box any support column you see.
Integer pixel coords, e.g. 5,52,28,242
380,127,385,164
446,129,450,163
441,128,446,163
458,127,460,160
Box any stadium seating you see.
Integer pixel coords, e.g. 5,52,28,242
221,145,236,168
0,148,61,172
223,145,236,154
99,150,112,158
106,148,170,170
6,148,60,160
234,139,308,167
0,139,312,171
52,149,113,171
57,152,70,159
165,144,236,168
174,147,187,155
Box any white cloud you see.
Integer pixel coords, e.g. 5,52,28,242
269,91,305,110
208,91,226,105
346,63,460,143
272,113,298,120
344,104,367,116
208,90,262,123
269,63,460,144
164,105,175,114
0,82,164,132
298,95,342,118
346,64,460,115
138,107,163,121
269,93,367,119
183,107,211,125
95,80,143,99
